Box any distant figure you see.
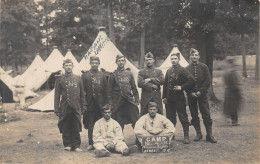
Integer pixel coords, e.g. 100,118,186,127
54,59,87,152
134,102,175,147
93,105,133,157
138,52,164,116
223,58,243,126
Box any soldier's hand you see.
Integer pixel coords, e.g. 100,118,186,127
152,84,159,90
191,92,197,98
162,98,167,104
196,91,201,97
144,78,151,84
173,85,182,91
106,142,115,151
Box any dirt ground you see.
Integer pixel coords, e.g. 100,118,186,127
0,71,259,164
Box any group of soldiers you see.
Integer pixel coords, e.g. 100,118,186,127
54,48,217,157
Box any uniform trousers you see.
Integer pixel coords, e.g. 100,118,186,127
94,140,128,153
165,98,190,128
61,110,81,149
187,94,212,127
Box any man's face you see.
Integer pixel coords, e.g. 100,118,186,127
148,106,158,118
116,57,126,69
63,63,74,73
103,109,112,120
190,53,200,63
90,60,100,70
170,55,180,66
145,57,155,67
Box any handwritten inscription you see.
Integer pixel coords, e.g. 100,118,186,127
86,35,110,57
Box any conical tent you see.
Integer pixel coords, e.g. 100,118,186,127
64,50,82,75
79,56,91,71
85,30,139,79
0,68,38,103
27,47,64,91
28,89,54,112
159,46,189,75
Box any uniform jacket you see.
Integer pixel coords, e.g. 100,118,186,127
108,67,139,112
186,62,211,95
54,73,86,132
138,66,164,114
163,64,195,102
81,69,108,110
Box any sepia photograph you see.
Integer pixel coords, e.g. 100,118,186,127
0,0,259,163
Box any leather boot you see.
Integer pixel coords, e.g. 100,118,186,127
183,126,190,144
205,126,217,143
193,125,202,141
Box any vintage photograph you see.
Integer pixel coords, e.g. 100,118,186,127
0,0,259,163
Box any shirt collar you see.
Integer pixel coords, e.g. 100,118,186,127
117,67,125,72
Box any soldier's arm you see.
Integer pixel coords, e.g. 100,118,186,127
130,72,139,101
113,121,125,144
93,121,108,145
103,74,109,105
54,77,61,114
79,77,87,113
137,70,146,88
149,69,165,85
162,70,169,99
199,64,211,94
181,68,195,92
134,117,150,136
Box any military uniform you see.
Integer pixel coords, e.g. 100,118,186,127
186,62,212,132
163,64,194,127
54,72,86,149
108,67,139,130
138,66,164,115
81,69,109,146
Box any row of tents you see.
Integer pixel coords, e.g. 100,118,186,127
0,29,189,112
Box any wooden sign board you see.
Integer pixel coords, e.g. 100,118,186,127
142,136,170,153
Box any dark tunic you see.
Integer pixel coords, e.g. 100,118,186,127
162,64,195,101
81,69,108,129
138,66,164,115
54,73,86,133
108,67,139,125
186,62,211,95
223,69,243,115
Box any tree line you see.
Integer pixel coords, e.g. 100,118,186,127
0,0,258,81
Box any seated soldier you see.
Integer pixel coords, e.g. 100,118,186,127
93,105,133,157
134,102,175,146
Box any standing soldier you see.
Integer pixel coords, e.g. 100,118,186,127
81,56,109,151
162,53,195,144
138,52,164,116
186,48,217,143
54,59,87,152
108,54,139,131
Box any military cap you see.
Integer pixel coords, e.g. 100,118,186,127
148,102,158,109
63,58,73,65
145,52,154,59
89,56,100,63
116,54,125,62
190,48,199,56
170,53,180,59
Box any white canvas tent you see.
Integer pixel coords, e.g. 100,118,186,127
79,56,91,71
26,47,64,91
0,67,38,103
159,45,189,75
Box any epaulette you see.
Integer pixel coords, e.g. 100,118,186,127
54,70,63,78
126,67,131,71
